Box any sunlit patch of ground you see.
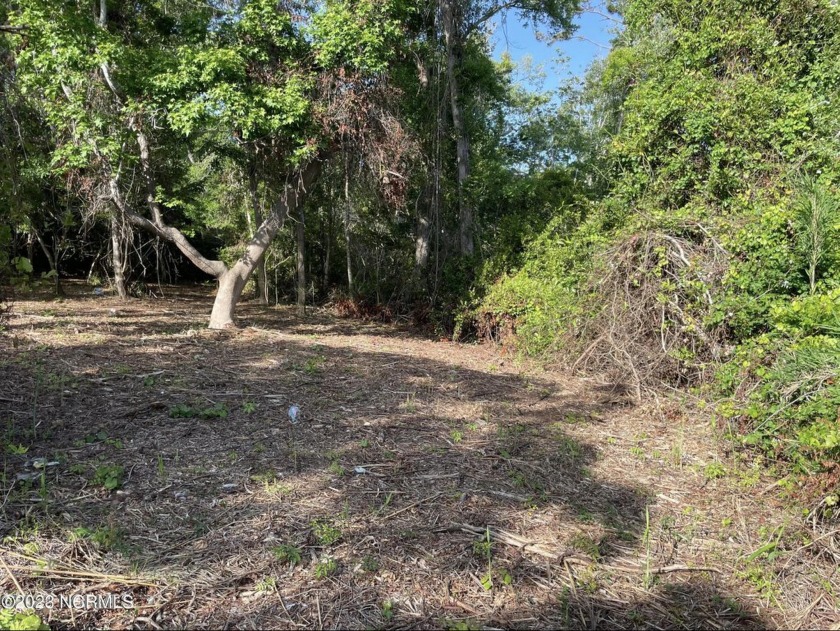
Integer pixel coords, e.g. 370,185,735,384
0,282,837,629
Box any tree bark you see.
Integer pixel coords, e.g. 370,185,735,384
110,214,127,299
208,161,321,328
343,157,354,297
414,187,432,269
295,206,306,317
248,163,269,304
440,0,474,256
323,205,332,292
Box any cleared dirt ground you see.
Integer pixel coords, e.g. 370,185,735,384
1,283,838,629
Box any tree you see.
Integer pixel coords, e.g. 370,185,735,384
439,0,581,256
8,0,411,327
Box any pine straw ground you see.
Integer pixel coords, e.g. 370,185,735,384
0,283,838,630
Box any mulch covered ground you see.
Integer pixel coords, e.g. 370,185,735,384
0,282,837,629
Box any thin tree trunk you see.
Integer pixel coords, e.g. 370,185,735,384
248,163,268,304
295,206,306,317
323,205,332,293
415,183,432,269
31,227,62,296
440,0,474,256
343,157,354,297
110,214,127,299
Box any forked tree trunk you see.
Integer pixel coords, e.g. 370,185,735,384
32,227,62,296
111,149,321,328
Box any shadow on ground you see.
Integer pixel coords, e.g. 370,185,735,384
0,284,762,629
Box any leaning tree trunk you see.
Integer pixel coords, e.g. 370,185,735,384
209,267,250,329
111,146,321,329
440,0,474,256
295,207,307,317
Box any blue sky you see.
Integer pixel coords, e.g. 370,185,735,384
490,2,621,92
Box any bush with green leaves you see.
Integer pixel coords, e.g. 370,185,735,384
478,0,840,489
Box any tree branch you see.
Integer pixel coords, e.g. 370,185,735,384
465,1,519,37
108,177,227,278
232,159,323,276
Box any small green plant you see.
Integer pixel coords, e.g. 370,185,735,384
93,464,124,490
359,438,370,448
499,568,513,585
314,557,338,579
242,401,257,414
376,491,395,514
303,355,326,374
272,544,302,566
5,443,28,455
328,460,346,476
557,436,583,459
361,555,379,572
472,536,492,559
569,532,601,560
564,412,588,424
381,600,394,621
255,576,277,593
704,462,727,480
73,525,123,552
450,429,464,443
170,403,197,418
311,519,342,546
0,609,49,630
200,403,228,419
400,393,417,412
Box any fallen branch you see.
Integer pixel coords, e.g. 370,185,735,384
2,565,160,586
446,523,722,575
381,492,442,521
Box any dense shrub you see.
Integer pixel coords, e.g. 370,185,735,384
479,0,840,488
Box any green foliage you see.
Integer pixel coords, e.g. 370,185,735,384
170,403,228,419
475,0,840,488
272,544,303,566
311,519,342,546
313,557,338,579
72,525,124,551
479,212,608,354
93,464,124,490
0,609,49,631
